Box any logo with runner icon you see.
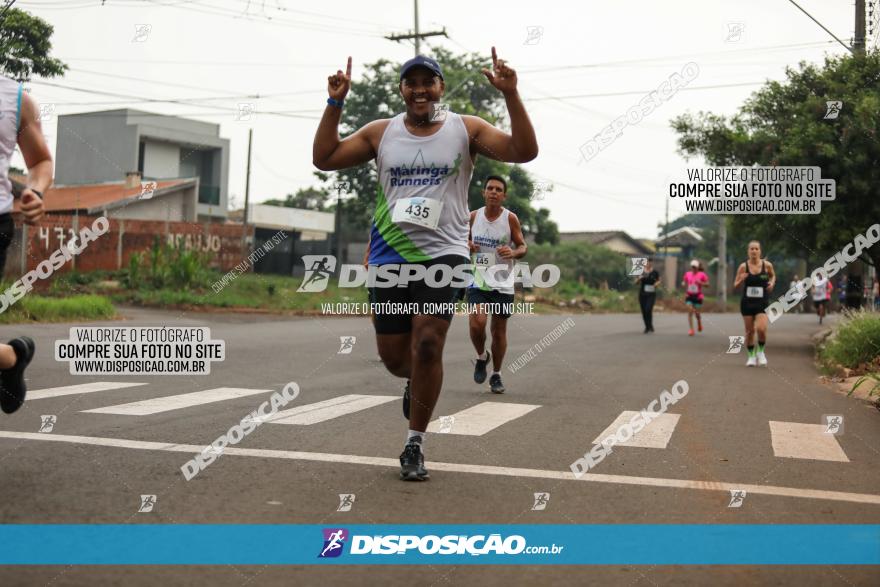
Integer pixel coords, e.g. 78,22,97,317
138,494,157,513
438,415,455,434
727,490,746,508
39,415,56,433
822,414,844,435
629,257,647,276
823,100,842,120
727,336,745,353
318,528,349,558
337,494,356,512
430,102,449,122
531,492,550,510
338,336,356,354
298,255,337,293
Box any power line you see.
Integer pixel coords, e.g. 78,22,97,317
785,0,852,54
524,81,764,102
29,79,321,119
518,41,838,74
143,0,384,37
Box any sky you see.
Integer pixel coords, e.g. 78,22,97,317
11,0,867,240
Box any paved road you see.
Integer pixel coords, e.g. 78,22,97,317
0,307,878,586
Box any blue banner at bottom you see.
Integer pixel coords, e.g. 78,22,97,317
1,525,878,565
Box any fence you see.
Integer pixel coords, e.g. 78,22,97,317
2,214,252,279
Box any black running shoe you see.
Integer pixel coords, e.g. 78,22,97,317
402,380,411,420
1,337,35,414
489,373,505,394
399,441,428,481
474,352,490,384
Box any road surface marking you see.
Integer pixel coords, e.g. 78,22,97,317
80,388,272,416
427,402,541,435
593,411,680,449
267,395,397,425
769,421,849,462
27,382,148,401
1,430,878,506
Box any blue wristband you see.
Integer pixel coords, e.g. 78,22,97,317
327,97,344,108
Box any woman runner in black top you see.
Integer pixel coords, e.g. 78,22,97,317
734,241,776,367
635,258,661,333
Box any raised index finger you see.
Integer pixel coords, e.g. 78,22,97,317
490,46,497,67
345,56,352,78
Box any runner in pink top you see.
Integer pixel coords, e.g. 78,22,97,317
681,260,709,336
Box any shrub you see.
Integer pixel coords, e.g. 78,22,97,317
820,309,880,370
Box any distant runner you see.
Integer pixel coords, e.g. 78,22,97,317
734,241,776,367
636,257,660,333
812,272,831,325
682,260,708,336
467,175,527,393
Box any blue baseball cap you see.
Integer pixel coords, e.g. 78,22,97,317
400,55,443,80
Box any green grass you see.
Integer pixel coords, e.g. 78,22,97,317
25,267,739,319
114,273,370,312
0,294,116,324
819,310,880,370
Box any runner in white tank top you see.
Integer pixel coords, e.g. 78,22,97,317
313,48,538,481
0,74,53,415
466,176,526,394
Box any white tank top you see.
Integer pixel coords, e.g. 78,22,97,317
0,75,23,215
812,276,828,301
369,111,473,264
470,206,514,294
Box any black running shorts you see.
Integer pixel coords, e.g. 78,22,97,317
368,255,467,335
466,288,515,319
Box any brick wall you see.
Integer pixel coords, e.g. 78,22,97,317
2,214,253,279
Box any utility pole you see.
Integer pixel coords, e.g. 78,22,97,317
385,0,448,56
333,184,343,260
662,197,670,286
242,128,253,255
718,216,727,306
855,0,867,55
414,0,420,55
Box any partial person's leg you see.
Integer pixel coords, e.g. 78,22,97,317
0,215,35,414
489,314,508,372
408,314,451,433
0,346,15,369
645,294,655,330
755,313,768,347
377,334,411,378
469,310,488,358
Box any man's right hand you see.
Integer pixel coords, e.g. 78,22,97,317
328,57,352,101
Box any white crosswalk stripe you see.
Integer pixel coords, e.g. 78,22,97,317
81,387,273,416
593,411,681,449
27,382,148,401
267,394,398,425
769,421,850,462
427,402,541,436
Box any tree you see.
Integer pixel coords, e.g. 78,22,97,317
672,51,880,305
0,8,67,81
314,46,557,241
263,187,330,211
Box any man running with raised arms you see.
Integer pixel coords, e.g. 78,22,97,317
468,175,526,394
313,48,538,481
0,75,52,414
